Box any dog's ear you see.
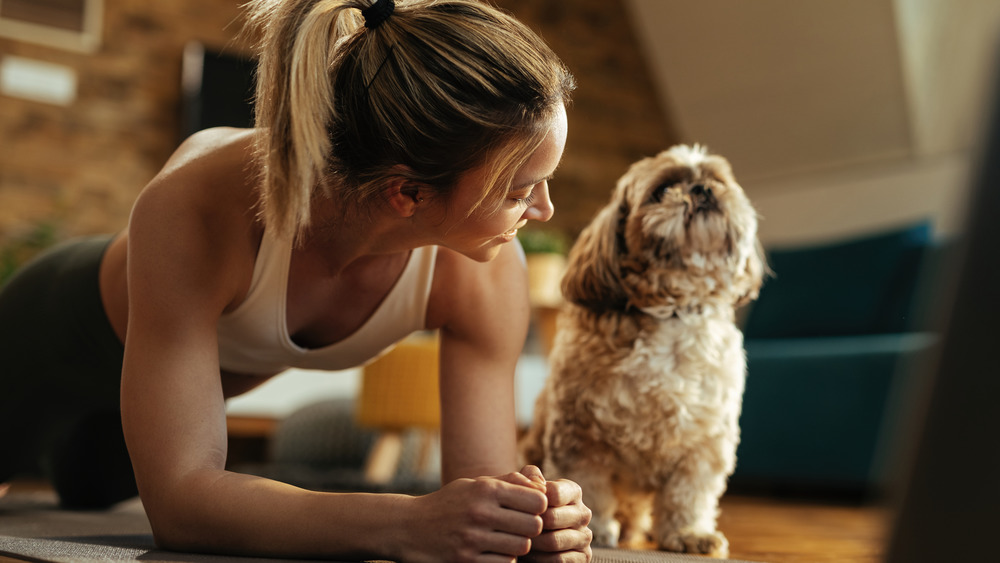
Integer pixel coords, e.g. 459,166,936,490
561,200,630,311
734,239,769,307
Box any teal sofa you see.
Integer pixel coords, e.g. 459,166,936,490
733,222,948,496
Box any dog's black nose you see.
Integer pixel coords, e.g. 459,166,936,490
691,184,711,197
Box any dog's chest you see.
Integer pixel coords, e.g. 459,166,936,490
582,318,746,448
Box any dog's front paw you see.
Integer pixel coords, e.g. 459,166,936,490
658,529,729,558
588,516,621,548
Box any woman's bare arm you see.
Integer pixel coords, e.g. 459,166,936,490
120,146,404,557
119,131,548,561
430,243,593,562
432,244,531,482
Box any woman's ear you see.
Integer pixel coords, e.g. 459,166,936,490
384,177,426,218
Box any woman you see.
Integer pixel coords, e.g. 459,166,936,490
0,0,592,560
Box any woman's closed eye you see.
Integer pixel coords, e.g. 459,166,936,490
512,191,537,207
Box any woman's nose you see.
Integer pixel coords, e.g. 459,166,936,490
525,182,554,222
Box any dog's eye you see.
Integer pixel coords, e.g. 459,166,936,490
651,182,675,203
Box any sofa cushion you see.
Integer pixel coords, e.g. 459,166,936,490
734,333,937,490
743,222,932,338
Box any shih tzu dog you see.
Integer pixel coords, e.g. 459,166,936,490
521,145,766,557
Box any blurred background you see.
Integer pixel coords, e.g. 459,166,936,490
2,0,1000,504
3,0,999,247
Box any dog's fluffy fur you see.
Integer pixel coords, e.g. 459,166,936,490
520,145,766,557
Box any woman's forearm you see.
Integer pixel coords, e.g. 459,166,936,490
144,468,411,560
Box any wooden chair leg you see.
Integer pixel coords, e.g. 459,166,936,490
364,431,403,485
413,431,439,479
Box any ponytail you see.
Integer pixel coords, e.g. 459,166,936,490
245,0,575,240
247,0,362,239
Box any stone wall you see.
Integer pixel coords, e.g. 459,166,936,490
0,1,254,244
0,0,675,247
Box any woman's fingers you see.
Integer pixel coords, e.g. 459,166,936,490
488,501,545,539
515,469,586,512
505,466,547,494
530,504,593,557
519,464,546,487
541,503,592,533
541,478,592,532
517,476,593,560
543,478,583,507
476,479,545,540
412,476,548,561
418,471,592,561
530,526,594,553
494,477,548,515
476,529,534,560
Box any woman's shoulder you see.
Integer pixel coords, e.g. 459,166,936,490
134,128,261,227
127,128,263,298
160,127,259,185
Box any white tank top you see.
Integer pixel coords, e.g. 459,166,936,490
216,229,438,375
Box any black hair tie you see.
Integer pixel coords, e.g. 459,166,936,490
362,0,394,29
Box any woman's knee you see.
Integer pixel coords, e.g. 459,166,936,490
49,410,137,510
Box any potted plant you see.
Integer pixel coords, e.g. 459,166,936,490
517,227,570,309
0,221,59,287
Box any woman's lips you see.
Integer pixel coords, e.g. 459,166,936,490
499,221,527,242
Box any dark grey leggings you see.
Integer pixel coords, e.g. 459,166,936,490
0,235,137,509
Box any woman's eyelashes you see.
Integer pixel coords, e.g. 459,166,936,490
512,190,537,207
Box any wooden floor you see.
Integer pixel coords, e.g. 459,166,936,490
719,494,889,562
1,479,889,562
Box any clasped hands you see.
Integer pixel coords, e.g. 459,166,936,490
516,465,593,561
410,464,592,562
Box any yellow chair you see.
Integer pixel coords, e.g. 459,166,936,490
355,331,440,484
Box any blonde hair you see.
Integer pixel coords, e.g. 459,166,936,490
245,0,575,239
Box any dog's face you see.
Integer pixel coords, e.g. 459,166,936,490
563,145,765,316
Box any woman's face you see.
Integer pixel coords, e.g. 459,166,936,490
434,104,568,263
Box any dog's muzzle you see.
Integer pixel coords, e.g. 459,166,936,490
690,184,719,213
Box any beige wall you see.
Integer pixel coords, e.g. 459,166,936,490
748,153,972,248
627,0,1000,247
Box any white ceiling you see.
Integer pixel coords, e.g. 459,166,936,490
625,0,1000,180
